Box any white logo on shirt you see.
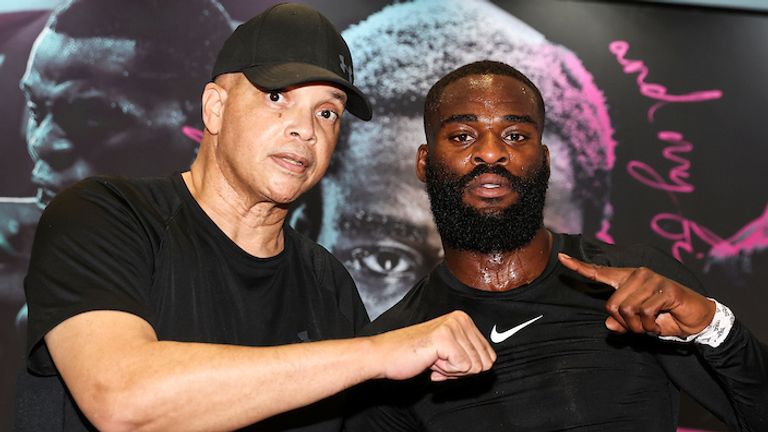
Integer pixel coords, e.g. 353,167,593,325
490,315,544,343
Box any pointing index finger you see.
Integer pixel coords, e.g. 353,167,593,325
558,253,630,290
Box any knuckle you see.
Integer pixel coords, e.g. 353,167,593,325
440,324,456,339
457,356,471,372
431,324,450,341
454,310,470,323
445,311,459,323
636,267,653,279
619,305,636,315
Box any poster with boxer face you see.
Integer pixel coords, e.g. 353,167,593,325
1,1,765,430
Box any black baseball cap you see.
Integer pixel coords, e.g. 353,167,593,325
212,3,372,121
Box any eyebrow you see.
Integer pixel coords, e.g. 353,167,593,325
441,114,477,125
338,211,427,243
330,90,348,104
440,113,538,128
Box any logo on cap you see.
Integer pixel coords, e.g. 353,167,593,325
339,54,353,82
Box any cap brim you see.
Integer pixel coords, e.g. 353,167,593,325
242,63,372,121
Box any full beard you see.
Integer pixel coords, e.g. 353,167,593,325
424,156,549,254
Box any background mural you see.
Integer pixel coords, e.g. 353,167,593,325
1,0,766,430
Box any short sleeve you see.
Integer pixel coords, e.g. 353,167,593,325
25,179,155,375
327,254,371,332
288,226,371,333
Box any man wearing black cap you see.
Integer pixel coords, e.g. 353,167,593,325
19,4,495,432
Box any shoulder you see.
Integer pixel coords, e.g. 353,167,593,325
559,232,705,294
42,175,182,227
560,233,668,266
570,234,684,273
32,175,185,270
46,175,176,210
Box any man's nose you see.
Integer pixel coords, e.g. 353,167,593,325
472,134,508,166
285,107,317,143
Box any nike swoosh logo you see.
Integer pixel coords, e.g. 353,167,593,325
490,315,544,343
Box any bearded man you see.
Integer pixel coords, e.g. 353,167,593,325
346,60,768,432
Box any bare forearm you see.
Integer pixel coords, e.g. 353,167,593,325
87,338,378,432
49,310,493,431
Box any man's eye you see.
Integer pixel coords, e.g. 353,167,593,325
268,91,283,102
318,109,338,121
347,245,420,277
506,132,526,142
451,133,473,143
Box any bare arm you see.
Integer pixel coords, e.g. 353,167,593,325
46,309,494,432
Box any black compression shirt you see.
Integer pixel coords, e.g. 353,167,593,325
345,233,768,432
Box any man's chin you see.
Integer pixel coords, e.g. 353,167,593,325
461,200,512,218
474,206,509,217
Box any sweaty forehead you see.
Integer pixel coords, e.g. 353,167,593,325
439,74,538,116
22,28,137,88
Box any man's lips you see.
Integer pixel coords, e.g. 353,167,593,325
465,173,512,198
271,152,310,174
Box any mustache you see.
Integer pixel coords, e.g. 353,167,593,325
456,164,521,188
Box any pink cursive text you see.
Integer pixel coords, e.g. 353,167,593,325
609,41,722,122
627,131,694,193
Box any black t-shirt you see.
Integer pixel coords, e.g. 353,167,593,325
18,174,368,431
346,233,768,432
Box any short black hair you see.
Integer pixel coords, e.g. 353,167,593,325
423,60,546,141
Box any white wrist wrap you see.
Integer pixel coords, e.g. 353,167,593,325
659,299,734,348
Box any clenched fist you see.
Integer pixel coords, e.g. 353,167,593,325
369,311,496,382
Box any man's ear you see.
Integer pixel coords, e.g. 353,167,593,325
542,144,550,167
416,144,429,183
202,82,227,135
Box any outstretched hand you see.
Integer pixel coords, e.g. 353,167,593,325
558,253,715,338
370,311,496,382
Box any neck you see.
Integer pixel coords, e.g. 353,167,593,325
183,139,289,258
443,228,552,292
